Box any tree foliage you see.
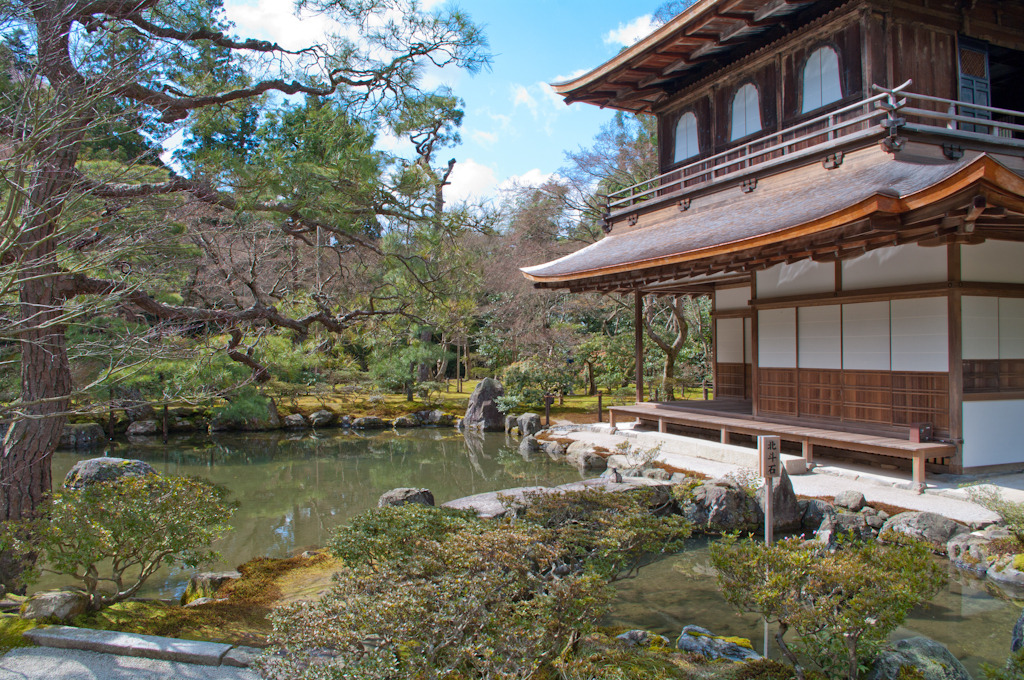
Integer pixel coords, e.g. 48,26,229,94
261,491,690,679
709,536,946,680
3,474,234,611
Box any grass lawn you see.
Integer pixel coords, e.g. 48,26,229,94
274,379,713,424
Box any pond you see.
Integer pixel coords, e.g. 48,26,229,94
50,429,1021,676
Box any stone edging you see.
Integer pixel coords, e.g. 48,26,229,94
23,625,261,667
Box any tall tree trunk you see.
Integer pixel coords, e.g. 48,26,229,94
0,5,85,588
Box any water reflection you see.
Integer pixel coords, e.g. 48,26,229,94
607,537,1022,678
49,429,585,598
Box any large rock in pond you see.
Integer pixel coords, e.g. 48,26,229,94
378,488,435,508
675,625,760,662
64,457,156,490
833,490,867,511
682,482,760,532
517,413,542,437
756,468,802,532
59,423,106,450
20,591,88,621
866,637,971,680
800,498,836,533
519,435,542,459
462,378,505,431
182,571,241,605
880,512,968,553
126,419,159,437
565,449,607,472
1014,608,1024,653
309,410,337,428
282,413,308,430
815,511,874,546
352,416,387,430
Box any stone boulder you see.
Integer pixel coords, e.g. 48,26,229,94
833,490,867,511
881,512,969,553
675,625,760,662
378,487,435,508
616,629,670,647
947,528,1003,574
800,499,836,533
504,415,518,434
462,378,505,431
519,435,542,458
541,441,566,458
182,571,241,605
282,414,308,430
352,416,387,429
126,420,159,437
64,457,156,490
309,410,337,428
393,416,418,428
866,637,971,680
59,423,106,450
565,449,607,472
684,482,760,532
987,555,1024,592
20,591,88,621
517,413,542,437
642,467,672,481
756,468,802,533
815,512,874,546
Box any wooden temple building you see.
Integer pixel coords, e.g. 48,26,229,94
522,0,1024,480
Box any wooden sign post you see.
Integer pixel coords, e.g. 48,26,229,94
758,435,781,657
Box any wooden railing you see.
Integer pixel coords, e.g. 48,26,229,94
605,80,1024,215
892,90,1024,145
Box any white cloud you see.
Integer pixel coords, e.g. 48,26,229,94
446,159,499,202
499,169,554,192
511,84,538,116
552,68,589,83
223,0,341,51
603,14,657,47
470,130,499,147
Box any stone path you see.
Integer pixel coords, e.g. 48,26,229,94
556,425,1007,527
0,627,261,680
0,647,260,680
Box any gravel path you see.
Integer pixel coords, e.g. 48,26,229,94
0,647,260,680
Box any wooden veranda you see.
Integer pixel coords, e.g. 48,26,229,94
608,400,957,485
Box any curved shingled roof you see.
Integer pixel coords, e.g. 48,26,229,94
521,152,1024,289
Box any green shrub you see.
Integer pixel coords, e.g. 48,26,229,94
211,388,277,429
982,647,1024,679
3,475,234,611
262,491,691,679
966,484,1024,546
709,536,946,680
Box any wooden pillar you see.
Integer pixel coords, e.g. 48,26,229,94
948,243,964,472
750,276,760,417
635,290,644,404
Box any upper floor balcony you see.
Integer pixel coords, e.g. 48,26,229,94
604,81,1024,232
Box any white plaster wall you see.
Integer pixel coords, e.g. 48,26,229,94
841,244,947,290
756,261,834,298
758,308,797,368
716,286,750,311
963,296,1000,360
890,297,948,372
842,301,890,370
798,305,841,369
962,240,1024,284
963,400,1024,468
744,317,753,363
1001,298,1024,359
716,318,745,363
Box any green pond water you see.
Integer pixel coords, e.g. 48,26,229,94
50,429,1020,676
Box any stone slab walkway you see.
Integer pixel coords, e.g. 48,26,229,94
555,425,1004,527
0,647,260,680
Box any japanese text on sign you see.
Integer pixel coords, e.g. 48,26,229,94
758,436,781,479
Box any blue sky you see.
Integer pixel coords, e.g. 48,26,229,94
222,0,667,203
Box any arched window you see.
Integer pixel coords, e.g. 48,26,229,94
673,111,699,163
730,83,762,141
801,46,842,113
